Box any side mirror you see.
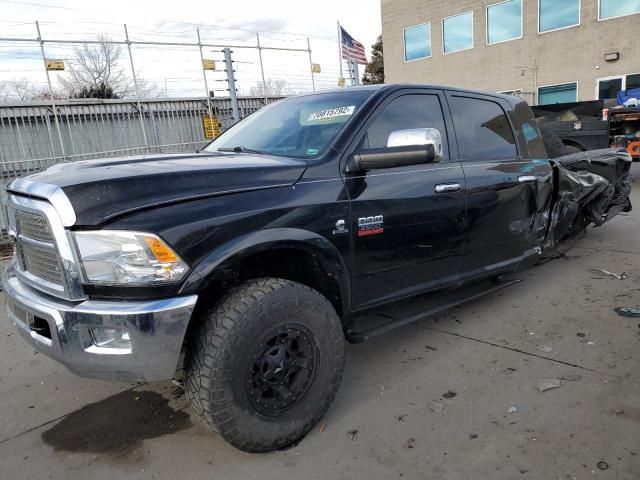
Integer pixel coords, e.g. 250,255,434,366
387,128,444,160
348,144,435,172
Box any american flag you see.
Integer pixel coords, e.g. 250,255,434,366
340,26,368,65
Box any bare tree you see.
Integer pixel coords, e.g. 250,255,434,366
0,82,11,102
60,35,157,99
0,77,61,101
249,78,290,97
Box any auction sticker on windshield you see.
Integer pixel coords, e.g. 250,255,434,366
307,106,355,122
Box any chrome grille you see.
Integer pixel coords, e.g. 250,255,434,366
19,243,64,285
17,210,54,243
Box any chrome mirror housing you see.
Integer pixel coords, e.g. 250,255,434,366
387,128,443,160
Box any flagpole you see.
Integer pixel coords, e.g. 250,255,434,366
337,20,344,86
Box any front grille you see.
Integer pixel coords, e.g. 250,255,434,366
17,211,54,243
19,243,64,285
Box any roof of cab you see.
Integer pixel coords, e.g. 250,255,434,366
297,83,526,108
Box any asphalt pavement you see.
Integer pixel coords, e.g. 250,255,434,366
1,163,638,480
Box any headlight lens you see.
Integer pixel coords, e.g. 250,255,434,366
73,231,188,286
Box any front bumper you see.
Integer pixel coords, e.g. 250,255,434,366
2,264,197,382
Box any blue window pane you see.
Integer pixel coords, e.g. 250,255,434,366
404,23,431,61
538,83,577,105
443,12,473,53
487,0,522,44
600,0,640,19
539,0,579,32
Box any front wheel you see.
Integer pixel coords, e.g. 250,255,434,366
184,278,345,452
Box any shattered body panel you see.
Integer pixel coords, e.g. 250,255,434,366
545,148,633,250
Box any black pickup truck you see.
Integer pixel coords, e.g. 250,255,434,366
3,84,632,452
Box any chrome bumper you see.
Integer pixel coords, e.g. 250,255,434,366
2,264,197,382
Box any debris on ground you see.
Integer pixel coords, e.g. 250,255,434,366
537,345,553,353
347,430,358,441
404,438,415,449
614,307,640,318
536,378,561,392
507,406,518,413
442,390,457,399
587,268,627,280
469,433,478,439
428,400,445,413
560,373,582,382
503,367,517,375
396,414,407,422
319,423,326,432
597,461,609,471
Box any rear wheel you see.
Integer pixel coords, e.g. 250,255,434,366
185,278,345,452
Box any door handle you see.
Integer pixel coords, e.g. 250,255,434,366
434,183,463,193
518,175,538,183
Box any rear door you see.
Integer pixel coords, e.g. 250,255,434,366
445,92,540,277
343,90,466,310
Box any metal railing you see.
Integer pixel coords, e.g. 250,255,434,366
0,95,282,241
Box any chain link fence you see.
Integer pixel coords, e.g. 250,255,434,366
0,21,365,243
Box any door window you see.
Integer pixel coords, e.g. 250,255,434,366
598,78,623,100
597,74,640,100
362,94,449,159
449,96,517,160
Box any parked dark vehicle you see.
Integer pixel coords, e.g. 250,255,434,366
3,84,632,452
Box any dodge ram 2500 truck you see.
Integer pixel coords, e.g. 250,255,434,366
3,84,632,453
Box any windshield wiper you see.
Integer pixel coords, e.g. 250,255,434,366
218,146,269,155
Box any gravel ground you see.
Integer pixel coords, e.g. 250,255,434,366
0,163,638,480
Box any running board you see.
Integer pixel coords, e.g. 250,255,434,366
346,279,522,343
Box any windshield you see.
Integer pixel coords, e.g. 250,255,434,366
205,90,374,158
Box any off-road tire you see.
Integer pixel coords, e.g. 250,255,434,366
184,278,345,453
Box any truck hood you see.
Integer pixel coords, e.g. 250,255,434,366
15,152,307,226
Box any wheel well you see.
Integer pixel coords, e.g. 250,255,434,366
198,247,345,318
562,140,586,151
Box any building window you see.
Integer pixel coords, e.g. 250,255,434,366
404,23,431,61
442,11,473,54
538,83,578,105
487,0,522,45
597,73,640,100
539,0,580,33
599,0,640,20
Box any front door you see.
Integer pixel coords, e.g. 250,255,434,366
343,90,466,310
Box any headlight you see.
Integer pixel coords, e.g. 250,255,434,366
73,231,188,286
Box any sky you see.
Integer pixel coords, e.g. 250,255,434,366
0,0,382,97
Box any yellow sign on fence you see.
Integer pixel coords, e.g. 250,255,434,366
45,59,65,71
311,63,321,73
203,114,221,139
202,59,216,71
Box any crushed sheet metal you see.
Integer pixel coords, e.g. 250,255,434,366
543,148,632,251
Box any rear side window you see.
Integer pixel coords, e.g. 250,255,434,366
449,96,517,160
363,94,449,159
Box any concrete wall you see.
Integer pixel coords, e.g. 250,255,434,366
381,0,640,103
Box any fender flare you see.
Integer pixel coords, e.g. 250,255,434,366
179,228,351,316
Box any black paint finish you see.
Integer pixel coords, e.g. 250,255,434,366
18,84,556,324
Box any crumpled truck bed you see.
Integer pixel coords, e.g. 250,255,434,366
545,148,633,249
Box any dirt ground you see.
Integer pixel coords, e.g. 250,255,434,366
1,164,638,480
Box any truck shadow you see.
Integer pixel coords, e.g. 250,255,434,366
41,389,191,456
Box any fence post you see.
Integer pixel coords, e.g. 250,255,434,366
256,34,268,104
35,20,66,160
197,29,215,125
307,37,316,92
223,48,240,123
123,24,149,149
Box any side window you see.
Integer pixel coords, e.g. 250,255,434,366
449,96,517,161
362,94,449,159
